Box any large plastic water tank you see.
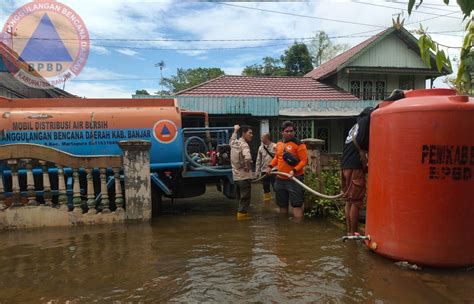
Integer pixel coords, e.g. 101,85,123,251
365,89,474,267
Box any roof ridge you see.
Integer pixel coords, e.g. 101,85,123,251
223,75,312,79
175,74,227,95
305,27,393,79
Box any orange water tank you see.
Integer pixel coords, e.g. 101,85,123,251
365,89,474,267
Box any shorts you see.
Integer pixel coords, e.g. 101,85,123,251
341,169,366,207
274,175,305,208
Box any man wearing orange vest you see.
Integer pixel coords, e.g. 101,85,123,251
266,121,308,220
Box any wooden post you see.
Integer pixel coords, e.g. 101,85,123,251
113,167,124,211
86,168,96,214
56,165,68,209
119,140,152,221
39,160,52,206
100,168,110,213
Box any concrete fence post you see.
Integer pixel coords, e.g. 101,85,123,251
119,140,152,221
301,138,325,177
302,138,325,211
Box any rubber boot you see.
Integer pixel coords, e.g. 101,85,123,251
236,212,251,220
263,192,272,202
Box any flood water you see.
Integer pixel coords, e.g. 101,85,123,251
0,185,473,303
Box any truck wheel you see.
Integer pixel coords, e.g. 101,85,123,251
152,189,162,217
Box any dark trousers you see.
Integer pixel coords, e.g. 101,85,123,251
261,174,275,193
235,179,252,213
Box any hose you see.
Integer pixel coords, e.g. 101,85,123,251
184,136,342,199
254,170,343,200
184,136,232,174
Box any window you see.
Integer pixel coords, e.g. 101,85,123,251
316,127,330,153
269,119,313,141
363,81,373,100
399,75,415,90
375,81,386,100
350,81,361,98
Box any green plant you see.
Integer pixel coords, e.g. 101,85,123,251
408,0,473,95
305,160,345,221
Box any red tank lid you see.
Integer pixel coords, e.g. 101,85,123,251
404,88,457,97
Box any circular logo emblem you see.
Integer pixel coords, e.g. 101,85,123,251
1,1,89,89
153,120,178,144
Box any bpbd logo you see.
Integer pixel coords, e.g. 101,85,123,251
1,1,89,89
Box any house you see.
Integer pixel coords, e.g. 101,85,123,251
136,76,366,155
305,26,451,100
134,26,452,156
0,42,74,98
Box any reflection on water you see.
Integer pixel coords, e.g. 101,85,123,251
0,186,473,303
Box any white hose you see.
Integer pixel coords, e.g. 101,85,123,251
253,171,343,200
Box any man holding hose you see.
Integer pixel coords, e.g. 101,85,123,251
266,121,308,221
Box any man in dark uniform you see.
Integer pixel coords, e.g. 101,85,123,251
341,107,373,235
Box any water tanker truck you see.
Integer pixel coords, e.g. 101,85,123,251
0,97,235,211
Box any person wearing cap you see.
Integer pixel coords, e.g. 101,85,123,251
341,107,373,235
230,124,254,220
265,121,308,220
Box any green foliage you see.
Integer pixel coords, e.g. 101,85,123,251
242,56,286,76
409,0,472,18
309,31,350,67
154,90,171,96
305,161,345,221
416,26,452,72
242,42,314,76
161,67,225,93
409,1,473,95
281,42,314,76
135,89,150,95
456,20,474,94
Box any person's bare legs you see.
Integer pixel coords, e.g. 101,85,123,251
292,207,304,222
279,207,288,214
349,201,362,234
345,202,352,235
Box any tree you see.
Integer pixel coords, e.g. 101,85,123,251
309,31,350,67
154,90,171,96
408,1,473,95
161,67,225,93
242,56,286,76
281,42,314,76
135,89,150,95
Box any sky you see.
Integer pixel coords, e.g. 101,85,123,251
0,0,467,98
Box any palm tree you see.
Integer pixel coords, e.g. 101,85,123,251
155,60,166,96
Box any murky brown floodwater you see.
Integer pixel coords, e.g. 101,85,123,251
0,185,473,303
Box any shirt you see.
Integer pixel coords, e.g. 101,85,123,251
230,132,253,181
341,115,370,169
255,142,276,176
269,138,308,179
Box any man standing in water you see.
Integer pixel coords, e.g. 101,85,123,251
341,107,373,235
266,121,307,221
230,124,254,220
255,132,276,202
